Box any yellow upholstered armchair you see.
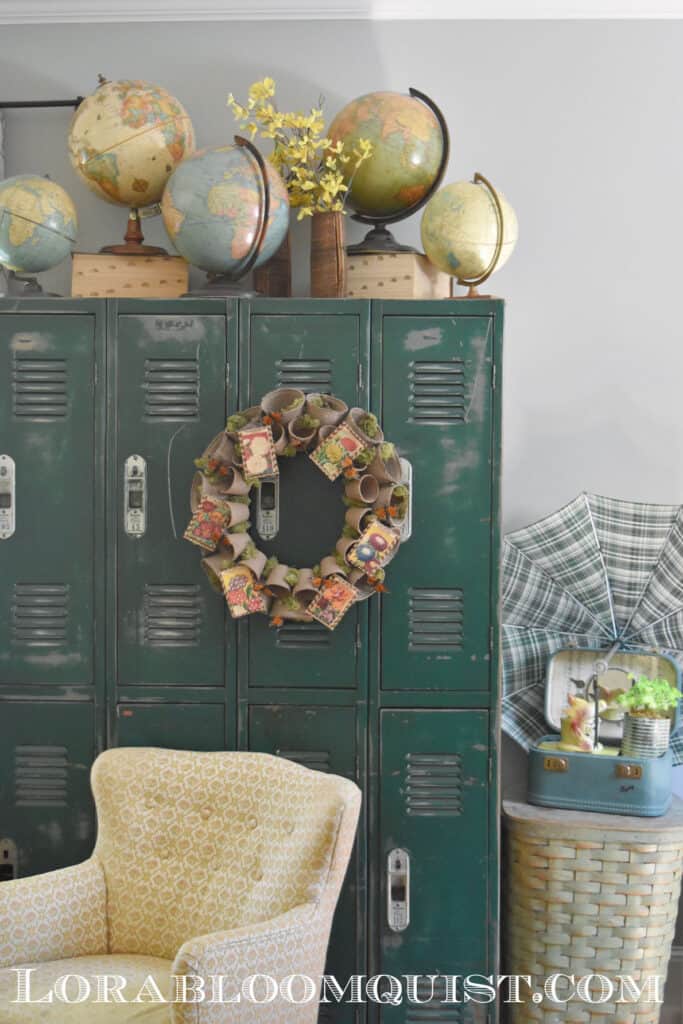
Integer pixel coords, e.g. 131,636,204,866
0,747,361,1023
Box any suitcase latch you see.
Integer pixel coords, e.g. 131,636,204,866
543,756,568,773
616,763,642,779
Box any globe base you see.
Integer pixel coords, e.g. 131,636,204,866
347,224,418,256
100,209,168,258
0,269,60,298
185,272,262,298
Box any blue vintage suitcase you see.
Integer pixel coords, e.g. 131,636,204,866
528,736,673,817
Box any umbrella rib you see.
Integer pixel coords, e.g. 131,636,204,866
504,539,614,640
622,601,683,644
618,505,683,641
584,492,618,638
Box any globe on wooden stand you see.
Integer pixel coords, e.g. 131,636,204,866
68,75,195,256
420,172,519,297
161,136,290,296
328,87,450,255
0,174,78,296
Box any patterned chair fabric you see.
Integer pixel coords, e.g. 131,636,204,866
0,748,361,1023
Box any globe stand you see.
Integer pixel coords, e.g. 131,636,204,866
0,269,60,298
344,87,450,256
452,173,506,300
100,208,168,257
185,273,261,298
346,224,418,256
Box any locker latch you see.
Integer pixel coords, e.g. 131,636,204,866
0,838,18,881
124,455,147,538
387,847,410,932
255,476,279,541
398,458,413,543
0,455,16,540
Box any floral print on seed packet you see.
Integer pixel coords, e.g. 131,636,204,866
238,424,278,479
307,575,359,630
219,566,270,619
309,422,368,481
183,499,231,552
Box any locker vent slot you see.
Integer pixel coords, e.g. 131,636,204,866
409,360,465,424
408,588,464,651
11,584,69,646
12,356,68,420
404,978,469,1022
275,622,331,650
405,753,463,817
143,584,201,647
276,749,331,773
276,358,332,393
143,358,199,420
14,746,68,807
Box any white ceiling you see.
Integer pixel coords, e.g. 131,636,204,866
1,0,683,22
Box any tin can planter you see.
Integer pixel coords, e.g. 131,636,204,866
271,597,313,623
345,506,376,533
270,421,288,455
200,431,236,472
265,563,296,599
622,714,671,758
226,406,261,437
293,568,318,605
261,388,305,425
336,535,356,561
368,445,402,484
310,210,346,299
240,549,267,579
305,393,348,426
319,554,347,578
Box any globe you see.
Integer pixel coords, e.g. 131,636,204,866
161,144,289,278
328,90,445,220
68,78,195,209
421,178,518,286
0,175,77,274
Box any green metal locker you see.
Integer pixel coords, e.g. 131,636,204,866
0,296,503,1024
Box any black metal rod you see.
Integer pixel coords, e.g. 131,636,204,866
0,99,83,109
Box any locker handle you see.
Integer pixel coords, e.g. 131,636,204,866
399,458,413,543
387,847,410,932
0,455,16,540
124,455,147,538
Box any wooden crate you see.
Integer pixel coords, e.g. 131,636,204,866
345,251,451,300
503,798,683,1023
71,252,188,298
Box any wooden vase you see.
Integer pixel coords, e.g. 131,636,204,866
310,211,346,298
253,233,292,297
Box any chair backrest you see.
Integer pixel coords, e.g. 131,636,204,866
91,747,360,960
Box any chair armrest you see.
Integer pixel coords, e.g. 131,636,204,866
0,857,108,968
171,903,327,1024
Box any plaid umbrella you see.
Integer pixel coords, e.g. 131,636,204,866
502,492,683,765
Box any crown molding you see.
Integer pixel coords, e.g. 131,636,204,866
2,0,683,22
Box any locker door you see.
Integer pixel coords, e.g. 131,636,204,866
116,702,226,750
0,314,98,686
240,303,370,691
377,313,495,692
378,710,489,1024
248,705,361,1024
114,308,231,689
0,702,96,878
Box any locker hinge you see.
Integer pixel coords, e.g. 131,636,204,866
355,621,362,650
489,623,495,653
491,362,497,390
93,362,98,388
357,363,363,392
225,362,230,390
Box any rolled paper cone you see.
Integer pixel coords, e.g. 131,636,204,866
191,471,229,512
336,535,356,561
305,393,348,426
317,424,336,441
222,532,251,561
201,551,234,591
271,422,288,454
239,549,268,579
348,407,384,445
293,568,318,604
345,474,380,504
345,505,375,532
374,484,395,509
320,555,346,578
201,431,235,467
288,418,320,451
271,598,313,623
367,449,402,484
265,563,294,598
226,501,250,527
261,387,305,425
226,406,261,437
223,467,250,496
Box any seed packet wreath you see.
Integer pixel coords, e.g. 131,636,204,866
185,388,411,630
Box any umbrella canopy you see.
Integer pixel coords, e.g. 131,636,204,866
502,492,683,765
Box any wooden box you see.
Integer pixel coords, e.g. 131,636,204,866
71,252,188,298
345,251,451,300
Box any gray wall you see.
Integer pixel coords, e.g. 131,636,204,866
2,21,683,814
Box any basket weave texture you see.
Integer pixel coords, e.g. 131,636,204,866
503,799,683,1024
